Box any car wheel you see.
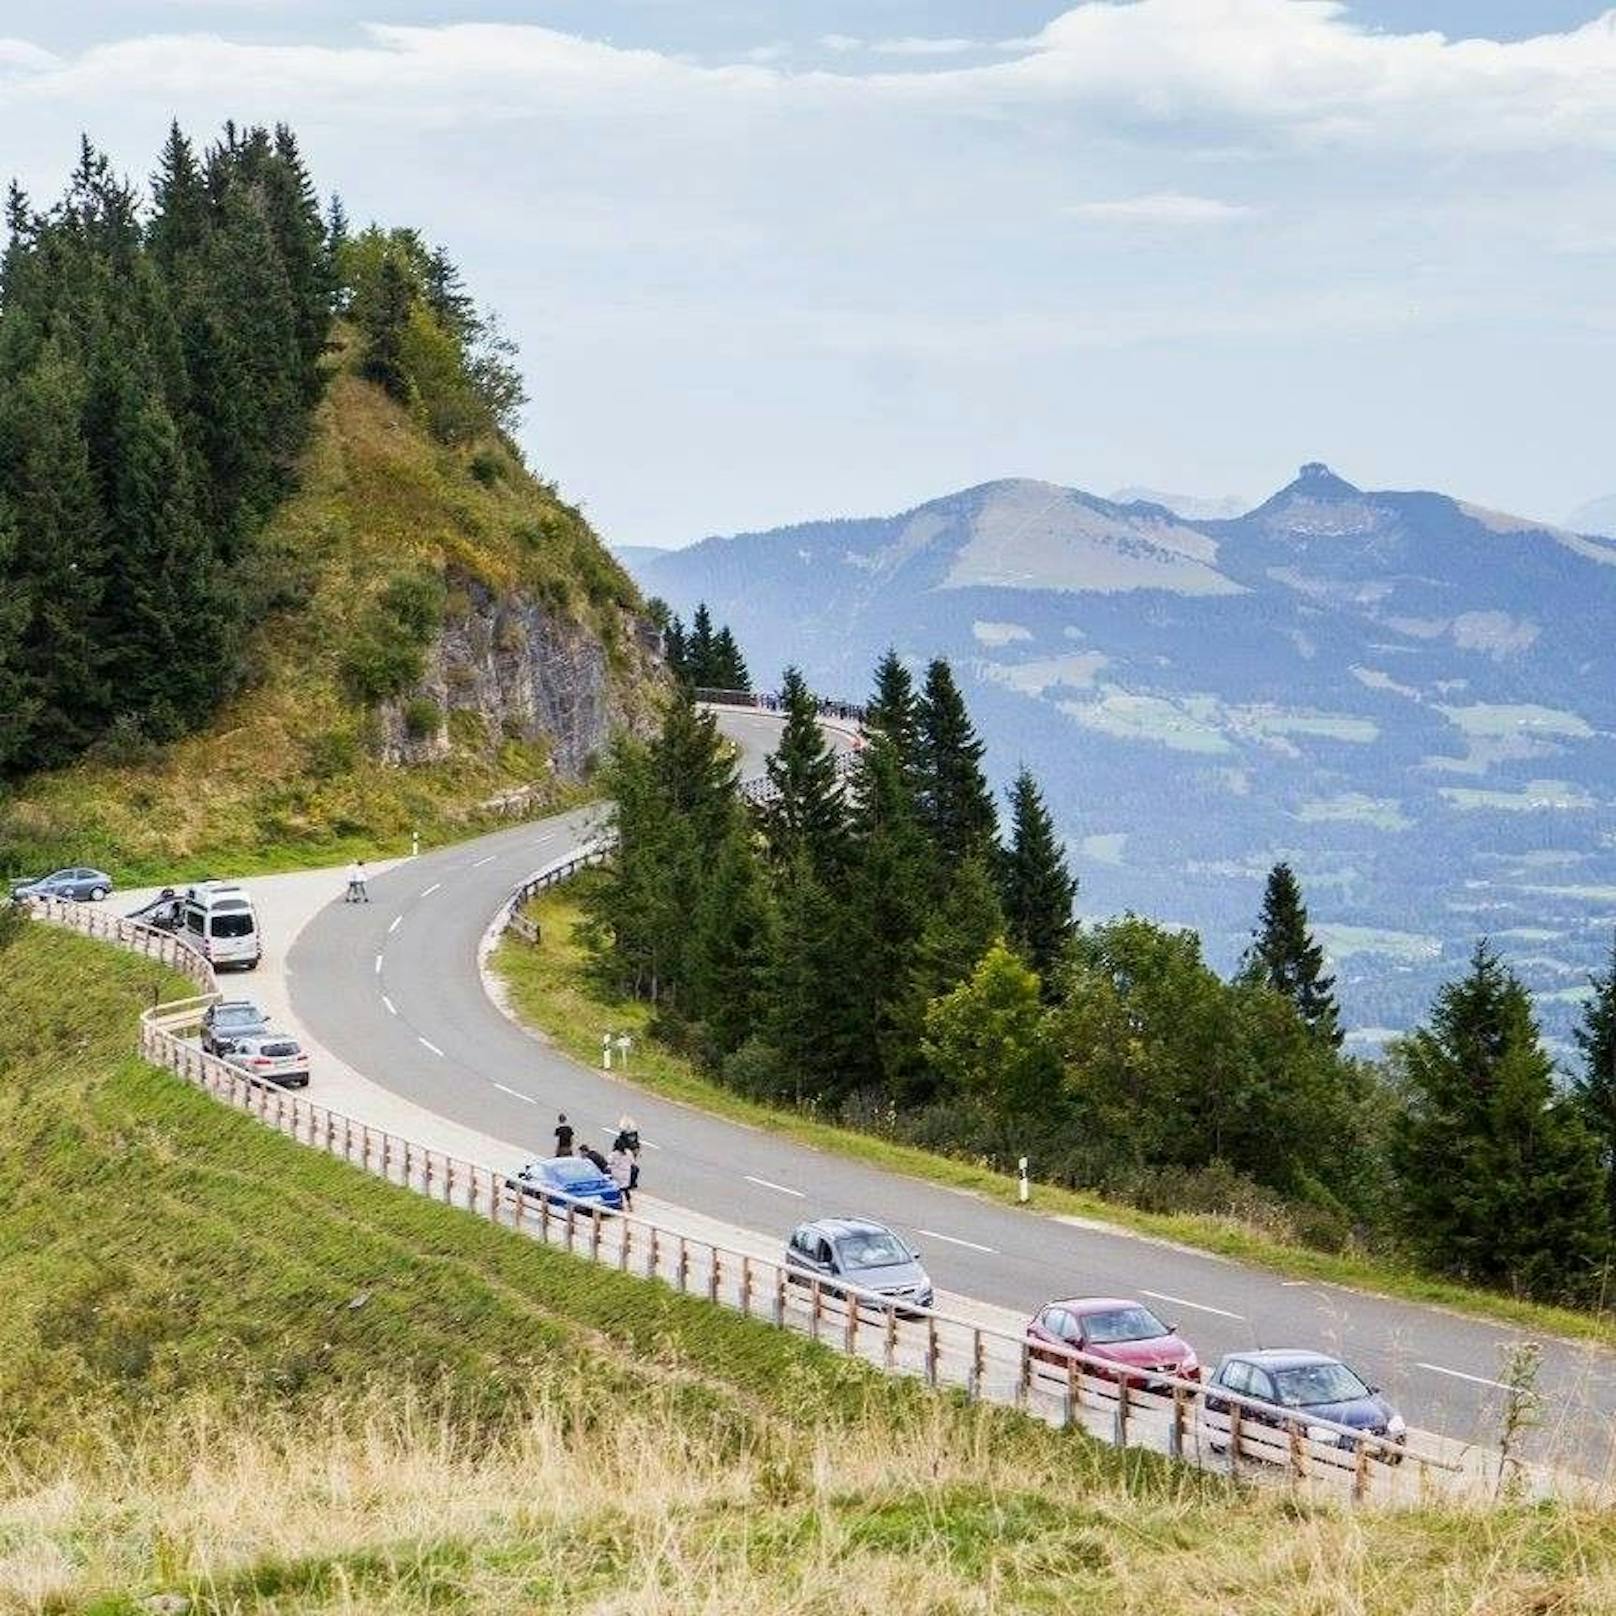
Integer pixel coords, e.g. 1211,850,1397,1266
90,886,108,901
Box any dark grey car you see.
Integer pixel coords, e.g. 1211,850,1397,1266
10,867,113,903
200,999,270,1056
784,1216,935,1313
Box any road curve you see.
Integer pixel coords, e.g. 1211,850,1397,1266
288,709,1616,1471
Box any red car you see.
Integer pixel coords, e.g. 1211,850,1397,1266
1027,1296,1200,1388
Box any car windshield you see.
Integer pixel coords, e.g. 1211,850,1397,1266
836,1231,909,1270
218,1005,263,1026
1272,1361,1372,1407
1081,1306,1170,1344
211,913,255,937
548,1159,604,1186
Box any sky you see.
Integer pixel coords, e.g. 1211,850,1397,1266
3,2,1613,546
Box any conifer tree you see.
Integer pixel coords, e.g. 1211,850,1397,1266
1001,768,1076,985
359,251,414,403
710,624,750,691
663,615,689,683
1391,941,1609,1301
686,825,776,1056
148,123,210,275
0,496,35,764
762,667,847,880
688,603,715,686
1248,861,1343,1047
915,658,998,872
1573,933,1616,1223
864,648,921,785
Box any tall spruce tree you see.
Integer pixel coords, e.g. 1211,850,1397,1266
762,667,847,880
359,251,414,403
1391,941,1609,1301
686,825,776,1057
688,603,716,686
663,615,690,683
147,123,209,274
709,625,750,691
1001,768,1076,986
1248,861,1343,1047
864,649,921,778
0,495,34,763
1573,933,1616,1224
915,658,998,873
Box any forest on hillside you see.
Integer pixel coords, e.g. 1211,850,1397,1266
593,654,1616,1308
0,123,527,783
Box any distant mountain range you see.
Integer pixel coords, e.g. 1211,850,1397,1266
627,464,1616,1049
1566,494,1616,538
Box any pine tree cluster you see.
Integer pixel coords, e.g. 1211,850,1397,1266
656,601,750,691
0,124,332,774
585,643,1616,1306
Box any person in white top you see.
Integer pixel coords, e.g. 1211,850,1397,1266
345,861,369,904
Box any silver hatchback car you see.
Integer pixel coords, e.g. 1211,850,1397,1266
784,1216,935,1314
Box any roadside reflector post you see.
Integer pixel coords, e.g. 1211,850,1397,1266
601,1032,612,1071
412,830,420,858
1018,1156,1030,1204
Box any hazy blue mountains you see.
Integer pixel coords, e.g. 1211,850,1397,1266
631,465,1616,1047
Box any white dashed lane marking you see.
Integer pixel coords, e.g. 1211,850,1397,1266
418,1036,445,1057
1417,1362,1511,1391
373,954,382,975
745,1175,805,1199
1141,1290,1244,1321
381,995,396,1016
917,1229,996,1255
388,915,402,934
472,855,495,868
493,1082,535,1103
420,882,441,897
600,1123,659,1150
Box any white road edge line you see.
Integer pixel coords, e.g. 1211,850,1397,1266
420,882,442,897
744,1175,805,1198
373,954,382,976
388,915,402,934
472,855,495,868
1417,1361,1512,1391
917,1229,996,1255
1141,1289,1245,1321
381,995,396,1016
493,1082,535,1103
417,1036,444,1057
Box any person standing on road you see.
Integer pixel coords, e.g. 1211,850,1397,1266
344,861,361,903
554,1112,574,1156
608,1145,634,1211
613,1114,641,1196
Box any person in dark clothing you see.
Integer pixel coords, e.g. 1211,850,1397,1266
554,1113,574,1155
578,1142,609,1173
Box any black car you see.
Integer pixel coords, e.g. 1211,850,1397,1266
126,888,184,931
10,867,114,903
200,999,270,1056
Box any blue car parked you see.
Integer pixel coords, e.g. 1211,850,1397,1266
505,1155,624,1213
1203,1349,1407,1462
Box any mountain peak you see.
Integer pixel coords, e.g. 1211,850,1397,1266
1280,462,1362,501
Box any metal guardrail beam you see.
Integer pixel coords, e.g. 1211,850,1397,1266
27,889,1458,1498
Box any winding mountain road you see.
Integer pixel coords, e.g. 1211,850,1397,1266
284,709,1616,1474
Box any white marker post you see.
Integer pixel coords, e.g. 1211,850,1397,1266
1018,1156,1030,1204
601,1032,613,1071
613,1034,633,1073
411,829,420,858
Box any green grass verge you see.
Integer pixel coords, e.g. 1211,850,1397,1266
494,880,1616,1354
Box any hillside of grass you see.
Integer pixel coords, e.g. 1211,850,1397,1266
6,920,1616,1610
0,337,662,885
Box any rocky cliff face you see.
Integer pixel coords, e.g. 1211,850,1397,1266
378,569,662,779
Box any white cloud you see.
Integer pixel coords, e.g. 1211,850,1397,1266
818,34,862,53
869,38,984,58
1066,192,1254,225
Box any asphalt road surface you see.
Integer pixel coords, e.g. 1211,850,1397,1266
288,709,1616,1474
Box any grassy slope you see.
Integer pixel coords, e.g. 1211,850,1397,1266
0,346,655,885
495,879,1616,1353
4,924,1613,1611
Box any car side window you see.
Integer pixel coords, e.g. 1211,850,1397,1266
1249,1369,1278,1404
1043,1308,1074,1341
815,1239,834,1268
1220,1361,1251,1397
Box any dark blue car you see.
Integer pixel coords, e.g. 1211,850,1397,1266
1203,1349,1407,1462
505,1156,624,1213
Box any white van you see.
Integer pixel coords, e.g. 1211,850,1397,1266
181,882,262,971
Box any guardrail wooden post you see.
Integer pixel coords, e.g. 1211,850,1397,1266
590,1210,602,1263
539,1193,551,1242
619,1217,632,1271
1229,1404,1243,1477
925,1314,939,1388
809,1279,823,1341
969,1328,985,1402
1017,1341,1032,1410
707,1246,720,1304
1169,1386,1186,1460
1288,1422,1307,1483
676,1235,689,1291
884,1305,897,1372
566,1203,578,1252
1353,1441,1371,1503
648,1225,658,1280
1114,1379,1131,1449
844,1293,859,1354
1062,1356,1077,1428
773,1263,786,1326
740,1255,753,1317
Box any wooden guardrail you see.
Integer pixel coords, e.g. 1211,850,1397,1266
27,890,1459,1502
